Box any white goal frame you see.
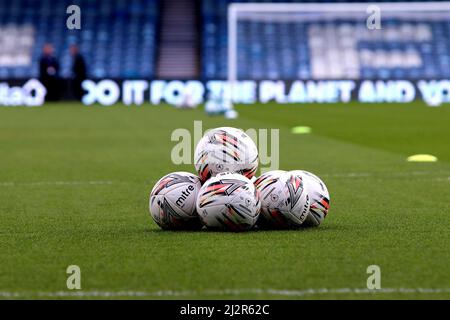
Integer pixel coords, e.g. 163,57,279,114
227,1,450,85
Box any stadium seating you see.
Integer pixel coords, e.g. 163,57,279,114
0,0,159,79
1,0,449,81
201,0,450,80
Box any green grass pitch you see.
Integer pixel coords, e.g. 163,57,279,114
0,101,449,299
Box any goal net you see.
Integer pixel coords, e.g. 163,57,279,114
227,2,450,82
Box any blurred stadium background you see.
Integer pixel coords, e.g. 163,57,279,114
0,0,449,84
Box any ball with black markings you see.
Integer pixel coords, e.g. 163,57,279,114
196,173,260,231
149,172,202,230
255,170,310,229
194,127,259,182
290,170,330,227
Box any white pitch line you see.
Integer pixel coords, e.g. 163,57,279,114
0,181,113,187
321,171,450,179
0,171,449,188
433,177,450,181
0,288,449,298
320,173,372,178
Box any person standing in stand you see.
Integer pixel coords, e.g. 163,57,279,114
69,44,87,101
39,43,60,101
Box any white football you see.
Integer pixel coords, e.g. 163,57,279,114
254,170,310,229
194,127,258,182
290,170,330,227
196,173,260,231
149,172,202,230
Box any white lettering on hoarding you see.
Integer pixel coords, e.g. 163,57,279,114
1,79,450,107
0,79,46,106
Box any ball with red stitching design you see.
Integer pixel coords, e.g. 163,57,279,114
196,173,260,231
194,127,258,182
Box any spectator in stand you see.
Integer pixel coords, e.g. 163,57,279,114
70,44,87,101
39,43,60,101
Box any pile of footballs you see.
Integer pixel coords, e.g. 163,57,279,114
149,127,330,231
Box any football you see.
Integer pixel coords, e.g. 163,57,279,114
149,172,202,230
196,173,260,231
254,170,310,229
290,170,330,227
194,127,258,181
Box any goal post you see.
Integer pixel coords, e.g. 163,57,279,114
227,1,450,91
